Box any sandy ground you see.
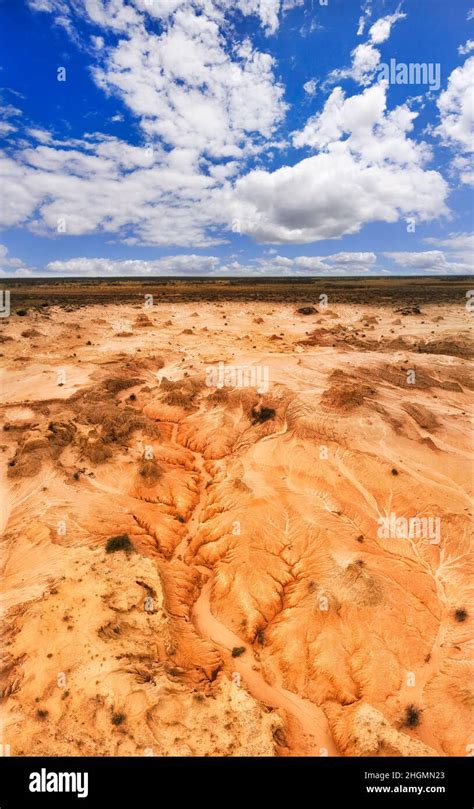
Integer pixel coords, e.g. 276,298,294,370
0,290,473,757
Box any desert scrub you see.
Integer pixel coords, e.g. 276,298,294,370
105,534,134,554
251,407,276,424
111,712,126,726
402,704,422,728
231,646,246,658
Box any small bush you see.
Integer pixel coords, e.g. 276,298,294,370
231,646,246,658
105,534,134,554
402,704,422,728
251,407,276,424
36,709,48,720
111,712,126,726
454,608,468,622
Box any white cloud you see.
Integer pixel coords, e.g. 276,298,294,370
0,244,34,275
357,0,372,37
384,250,473,274
7,0,454,254
303,79,318,96
422,232,474,267
437,56,474,154
230,83,447,244
458,39,474,55
327,42,381,87
0,134,228,246
29,0,284,35
44,254,222,276
0,123,17,137
450,155,474,186
41,250,381,277
424,232,474,251
368,11,406,45
327,9,405,87
92,15,286,160
436,55,474,186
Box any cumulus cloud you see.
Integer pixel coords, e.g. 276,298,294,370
356,0,372,37
44,254,222,276
368,11,406,45
0,244,34,276
4,0,458,262
437,56,474,154
458,39,474,55
327,10,404,87
42,250,381,277
91,10,286,160
12,0,288,247
303,79,318,96
424,232,474,252
384,250,473,274
436,55,474,186
231,83,448,243
0,134,229,246
422,232,474,267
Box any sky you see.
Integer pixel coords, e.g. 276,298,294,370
0,0,473,277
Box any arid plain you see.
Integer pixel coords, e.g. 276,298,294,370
0,279,472,757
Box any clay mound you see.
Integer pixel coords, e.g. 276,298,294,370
7,447,46,478
21,329,42,338
80,437,113,464
137,458,164,486
415,338,474,360
46,421,77,457
7,422,77,478
103,376,142,394
133,313,153,327
320,382,375,412
395,306,422,316
402,402,439,431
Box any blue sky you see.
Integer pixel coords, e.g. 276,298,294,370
0,0,473,276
